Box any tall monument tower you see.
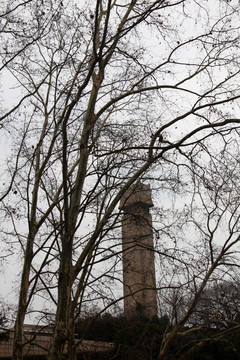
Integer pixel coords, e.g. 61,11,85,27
119,183,158,319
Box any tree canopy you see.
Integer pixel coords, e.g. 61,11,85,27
0,0,240,359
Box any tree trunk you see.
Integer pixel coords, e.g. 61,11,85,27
67,313,77,360
12,229,35,360
47,238,73,360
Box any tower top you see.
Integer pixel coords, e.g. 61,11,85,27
119,182,153,210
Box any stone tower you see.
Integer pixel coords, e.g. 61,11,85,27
119,182,158,319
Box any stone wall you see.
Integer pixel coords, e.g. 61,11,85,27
120,183,158,319
0,331,114,358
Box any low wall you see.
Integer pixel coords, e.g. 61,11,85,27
0,332,114,358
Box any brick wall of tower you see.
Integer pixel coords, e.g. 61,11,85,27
120,183,158,319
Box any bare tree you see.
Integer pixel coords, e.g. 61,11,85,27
0,0,240,359
155,136,240,359
188,280,240,329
